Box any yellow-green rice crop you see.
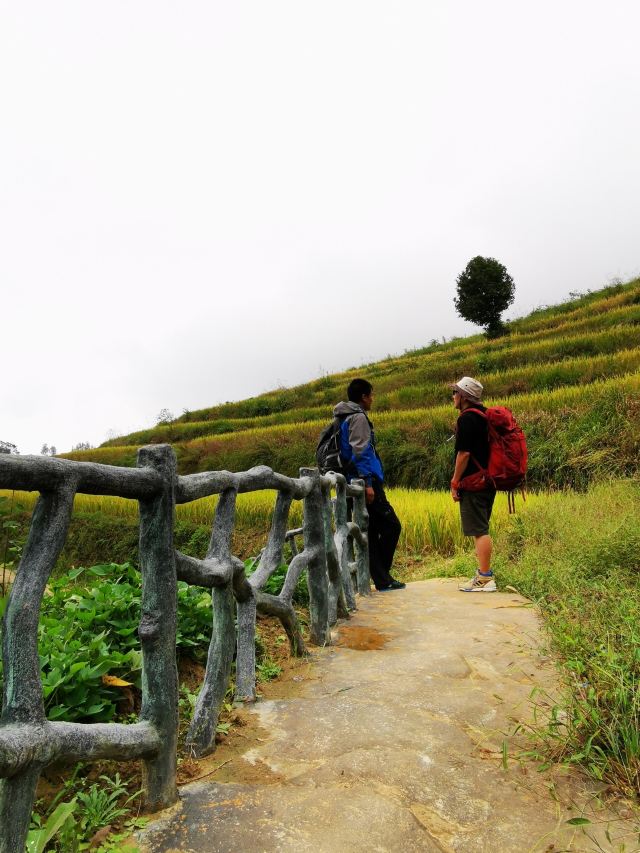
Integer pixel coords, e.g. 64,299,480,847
2,487,538,560
388,487,541,555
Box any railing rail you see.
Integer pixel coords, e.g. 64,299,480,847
0,445,369,851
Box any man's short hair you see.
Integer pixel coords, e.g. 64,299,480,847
347,378,373,403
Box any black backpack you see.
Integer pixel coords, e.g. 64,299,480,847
316,414,353,475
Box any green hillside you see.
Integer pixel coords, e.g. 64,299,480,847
64,278,640,489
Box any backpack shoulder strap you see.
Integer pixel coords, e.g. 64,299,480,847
457,408,490,474
335,412,354,427
460,407,487,419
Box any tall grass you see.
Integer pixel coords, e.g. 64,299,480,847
387,488,539,555
489,480,640,795
509,278,640,333
0,490,304,533
2,487,535,562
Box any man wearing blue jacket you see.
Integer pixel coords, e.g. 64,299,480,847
333,378,405,592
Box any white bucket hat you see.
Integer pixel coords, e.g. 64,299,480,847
450,376,484,403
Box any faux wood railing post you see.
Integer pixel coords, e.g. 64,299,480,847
236,489,294,703
351,478,371,595
321,479,348,624
301,468,330,646
332,474,357,610
137,445,179,810
0,455,371,842
184,487,239,756
0,482,76,853
187,582,235,755
235,594,258,702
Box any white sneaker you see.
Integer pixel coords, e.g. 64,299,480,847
459,573,497,592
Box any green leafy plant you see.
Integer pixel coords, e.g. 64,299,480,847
1,491,24,595
257,659,282,681
26,798,78,853
94,817,148,852
28,767,145,852
0,562,214,723
179,684,199,722
76,773,142,838
244,557,309,605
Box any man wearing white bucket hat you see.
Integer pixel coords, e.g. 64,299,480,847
449,376,497,592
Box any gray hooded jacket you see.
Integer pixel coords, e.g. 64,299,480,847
332,401,384,483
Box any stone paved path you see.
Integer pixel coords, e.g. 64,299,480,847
139,580,637,852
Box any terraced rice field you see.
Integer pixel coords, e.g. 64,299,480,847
62,279,640,491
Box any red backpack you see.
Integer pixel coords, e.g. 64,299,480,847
458,407,528,511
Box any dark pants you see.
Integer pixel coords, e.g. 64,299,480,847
367,480,401,590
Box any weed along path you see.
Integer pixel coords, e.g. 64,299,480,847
138,580,636,852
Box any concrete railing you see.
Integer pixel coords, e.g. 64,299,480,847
0,445,369,852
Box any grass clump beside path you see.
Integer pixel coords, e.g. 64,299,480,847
481,480,640,796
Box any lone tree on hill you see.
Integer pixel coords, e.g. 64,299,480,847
454,256,515,338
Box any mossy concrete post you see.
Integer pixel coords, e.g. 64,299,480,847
186,488,238,756
236,490,293,703
321,479,348,624
333,475,357,611
301,468,330,646
0,483,76,853
351,479,371,595
187,582,235,755
235,593,258,703
137,445,179,810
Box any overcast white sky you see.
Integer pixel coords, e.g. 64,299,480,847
2,1,639,455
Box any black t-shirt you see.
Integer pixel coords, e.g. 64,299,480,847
454,405,489,477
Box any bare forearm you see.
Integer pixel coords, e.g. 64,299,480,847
452,451,470,485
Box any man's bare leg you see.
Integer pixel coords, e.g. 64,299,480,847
474,534,492,576
459,533,495,592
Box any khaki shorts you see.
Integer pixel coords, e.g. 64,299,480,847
459,490,496,537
